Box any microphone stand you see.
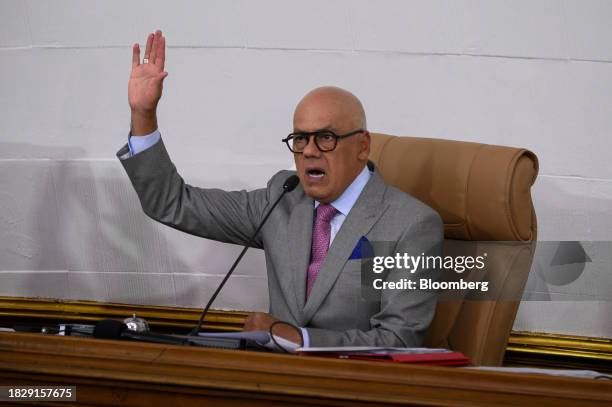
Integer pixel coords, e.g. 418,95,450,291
187,175,300,338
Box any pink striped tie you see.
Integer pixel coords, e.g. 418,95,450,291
306,203,338,299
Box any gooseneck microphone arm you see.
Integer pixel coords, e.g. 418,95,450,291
188,175,300,337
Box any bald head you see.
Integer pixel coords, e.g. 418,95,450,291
293,86,367,133
291,86,371,203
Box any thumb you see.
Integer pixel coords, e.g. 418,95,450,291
153,71,168,84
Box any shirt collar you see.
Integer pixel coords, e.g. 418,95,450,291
314,165,372,216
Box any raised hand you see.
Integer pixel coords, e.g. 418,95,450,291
128,30,168,135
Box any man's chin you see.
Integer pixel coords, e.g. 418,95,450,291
302,185,331,203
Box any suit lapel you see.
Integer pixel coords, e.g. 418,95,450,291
301,170,389,325
287,195,314,322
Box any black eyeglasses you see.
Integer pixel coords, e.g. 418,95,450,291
282,129,365,153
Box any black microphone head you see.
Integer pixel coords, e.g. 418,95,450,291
283,175,300,192
93,320,126,340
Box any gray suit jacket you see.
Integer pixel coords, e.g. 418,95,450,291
118,138,443,347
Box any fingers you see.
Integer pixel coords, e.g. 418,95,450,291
243,312,265,331
150,30,161,64
143,32,154,61
131,43,140,68
243,314,255,331
138,30,164,67
155,35,166,70
242,312,277,332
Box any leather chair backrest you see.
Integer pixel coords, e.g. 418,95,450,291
369,133,539,365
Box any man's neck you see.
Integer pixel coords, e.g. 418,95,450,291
315,165,371,216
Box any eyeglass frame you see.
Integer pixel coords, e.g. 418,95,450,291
281,129,366,153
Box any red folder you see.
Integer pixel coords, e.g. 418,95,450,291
340,352,471,366
303,351,471,366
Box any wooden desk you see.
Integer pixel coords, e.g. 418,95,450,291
0,333,610,406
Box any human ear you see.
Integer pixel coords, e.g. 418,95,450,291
358,131,370,160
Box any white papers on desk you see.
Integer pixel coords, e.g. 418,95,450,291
464,366,612,380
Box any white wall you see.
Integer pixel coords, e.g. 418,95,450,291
1,0,611,338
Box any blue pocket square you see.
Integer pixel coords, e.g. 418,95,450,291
349,236,374,260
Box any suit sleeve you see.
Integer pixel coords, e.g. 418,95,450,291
305,211,443,347
117,137,271,248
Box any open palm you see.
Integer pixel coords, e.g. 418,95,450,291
128,30,168,114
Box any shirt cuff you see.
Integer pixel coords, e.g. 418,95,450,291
300,327,310,348
128,129,161,156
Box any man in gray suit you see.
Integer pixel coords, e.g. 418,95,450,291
119,30,443,347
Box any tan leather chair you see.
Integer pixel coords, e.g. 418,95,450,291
369,133,539,366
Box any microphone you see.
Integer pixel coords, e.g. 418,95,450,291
93,320,128,340
282,174,300,192
93,319,187,345
92,319,244,349
188,174,300,337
